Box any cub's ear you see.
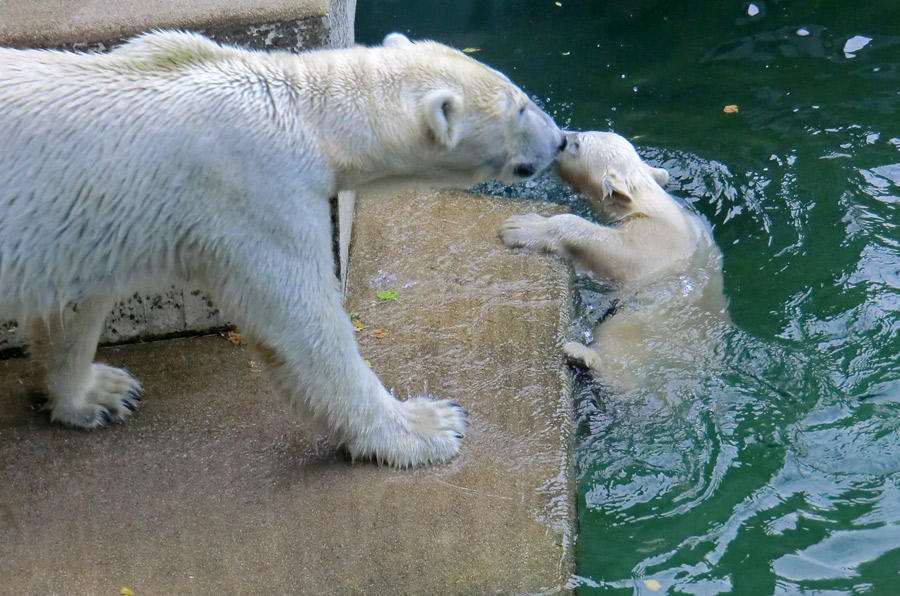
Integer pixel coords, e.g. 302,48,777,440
650,166,670,188
383,32,413,48
422,89,464,148
602,169,633,204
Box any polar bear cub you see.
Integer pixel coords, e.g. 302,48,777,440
500,131,727,387
0,31,565,467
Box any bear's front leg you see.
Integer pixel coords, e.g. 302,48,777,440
207,229,466,468
501,213,636,282
28,297,143,428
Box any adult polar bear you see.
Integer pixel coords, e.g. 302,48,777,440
0,31,565,467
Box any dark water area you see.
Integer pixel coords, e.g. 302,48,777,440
358,2,900,593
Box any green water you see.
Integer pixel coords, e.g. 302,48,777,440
358,3,900,593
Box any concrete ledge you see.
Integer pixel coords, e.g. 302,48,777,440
0,190,574,594
0,0,329,48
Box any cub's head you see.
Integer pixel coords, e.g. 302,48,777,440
554,131,671,220
377,33,566,188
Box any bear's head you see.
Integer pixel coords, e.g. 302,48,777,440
554,131,671,221
357,33,566,190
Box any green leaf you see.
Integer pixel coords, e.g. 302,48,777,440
376,290,398,300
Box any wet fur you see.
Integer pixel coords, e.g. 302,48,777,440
0,31,564,466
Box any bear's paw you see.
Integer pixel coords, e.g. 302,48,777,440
499,213,558,252
47,364,143,429
562,341,603,372
345,397,467,468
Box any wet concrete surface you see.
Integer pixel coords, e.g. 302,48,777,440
0,190,574,595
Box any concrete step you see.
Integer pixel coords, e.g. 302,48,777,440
0,190,575,594
0,0,331,48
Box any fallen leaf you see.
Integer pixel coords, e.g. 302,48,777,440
560,51,571,56
723,104,739,113
351,319,365,329
222,330,245,346
643,579,662,591
462,47,480,54
555,1,562,5
121,590,134,596
367,328,387,339
376,290,399,300
363,359,372,368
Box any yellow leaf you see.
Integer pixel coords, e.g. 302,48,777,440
351,319,365,329
461,47,480,54
555,1,562,5
121,590,134,596
222,330,245,346
561,51,571,56
723,104,739,113
363,359,372,368
643,579,662,591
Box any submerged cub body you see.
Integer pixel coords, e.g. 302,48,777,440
500,131,727,389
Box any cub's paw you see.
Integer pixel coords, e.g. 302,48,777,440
346,397,468,468
48,364,143,429
562,341,603,372
499,213,558,252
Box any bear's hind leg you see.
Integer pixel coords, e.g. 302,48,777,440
28,297,143,428
562,341,604,372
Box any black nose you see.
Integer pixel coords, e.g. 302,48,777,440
557,136,567,153
513,164,536,178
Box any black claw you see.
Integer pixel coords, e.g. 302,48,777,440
122,401,136,412
99,409,112,424
454,433,464,440
129,389,143,401
449,403,468,416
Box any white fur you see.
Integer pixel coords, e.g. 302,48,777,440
500,131,727,387
0,31,564,467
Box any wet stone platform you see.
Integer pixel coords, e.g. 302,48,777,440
0,190,575,595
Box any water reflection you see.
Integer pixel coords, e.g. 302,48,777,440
358,1,900,592
574,135,900,593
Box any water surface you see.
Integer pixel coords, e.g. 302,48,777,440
358,2,900,593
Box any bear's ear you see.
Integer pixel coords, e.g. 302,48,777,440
602,169,633,204
650,166,670,188
422,89,464,148
383,32,413,48
562,131,581,156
